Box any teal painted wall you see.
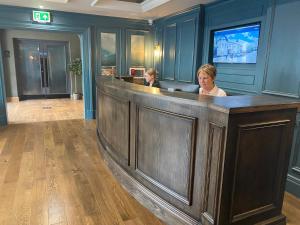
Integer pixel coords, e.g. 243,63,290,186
202,0,300,98
154,0,300,199
0,30,7,125
262,0,300,98
0,4,152,122
201,0,300,198
154,6,203,83
202,0,273,95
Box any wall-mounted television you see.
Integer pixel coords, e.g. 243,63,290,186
212,23,261,63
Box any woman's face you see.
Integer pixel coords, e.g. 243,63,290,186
198,71,214,91
144,73,154,83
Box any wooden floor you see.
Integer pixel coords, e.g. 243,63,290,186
0,99,299,225
283,192,300,225
6,99,83,124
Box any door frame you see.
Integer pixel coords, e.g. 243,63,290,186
13,38,70,98
0,22,94,125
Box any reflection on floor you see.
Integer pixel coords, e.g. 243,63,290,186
6,98,83,124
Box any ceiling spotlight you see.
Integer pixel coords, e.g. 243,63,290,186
39,5,44,9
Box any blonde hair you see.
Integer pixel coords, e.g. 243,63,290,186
145,68,157,79
197,64,217,80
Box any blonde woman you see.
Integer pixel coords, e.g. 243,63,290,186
144,68,160,88
197,64,226,96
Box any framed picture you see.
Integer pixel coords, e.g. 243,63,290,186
100,32,117,75
129,67,145,77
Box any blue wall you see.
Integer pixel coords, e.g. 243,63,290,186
154,7,203,83
202,0,300,98
153,0,300,199
0,5,152,123
263,0,300,98
201,0,300,198
202,0,273,95
0,33,7,125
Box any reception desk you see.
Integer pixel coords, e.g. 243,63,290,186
96,76,300,225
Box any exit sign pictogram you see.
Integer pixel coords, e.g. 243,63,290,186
32,10,51,23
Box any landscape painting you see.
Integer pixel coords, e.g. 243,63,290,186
101,32,116,75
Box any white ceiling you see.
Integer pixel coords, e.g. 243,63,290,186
0,0,218,20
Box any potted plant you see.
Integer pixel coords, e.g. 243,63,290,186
68,58,82,100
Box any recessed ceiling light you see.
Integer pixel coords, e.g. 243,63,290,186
39,5,44,9
43,0,69,3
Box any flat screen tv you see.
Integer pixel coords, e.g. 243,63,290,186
213,24,261,63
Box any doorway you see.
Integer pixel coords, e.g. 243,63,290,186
14,39,70,100
0,28,87,124
0,23,93,126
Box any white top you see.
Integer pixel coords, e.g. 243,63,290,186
199,85,227,97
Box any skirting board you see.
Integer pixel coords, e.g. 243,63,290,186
6,97,19,102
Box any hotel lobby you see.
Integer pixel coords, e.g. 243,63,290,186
0,0,300,225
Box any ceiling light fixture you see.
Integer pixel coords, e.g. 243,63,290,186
43,0,69,3
90,0,98,7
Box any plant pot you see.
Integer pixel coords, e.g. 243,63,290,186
72,93,82,100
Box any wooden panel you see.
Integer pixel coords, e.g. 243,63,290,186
202,0,269,94
97,77,300,225
230,120,291,223
286,113,300,198
135,106,197,205
217,73,255,85
290,115,300,175
202,123,225,225
98,91,130,166
206,1,265,27
176,18,196,83
162,24,177,81
154,8,200,84
263,0,300,98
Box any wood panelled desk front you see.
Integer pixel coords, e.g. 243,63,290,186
96,76,300,225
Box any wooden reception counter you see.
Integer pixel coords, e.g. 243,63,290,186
96,76,300,225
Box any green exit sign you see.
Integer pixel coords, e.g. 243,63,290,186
32,10,51,23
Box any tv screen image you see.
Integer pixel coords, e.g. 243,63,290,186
213,24,260,63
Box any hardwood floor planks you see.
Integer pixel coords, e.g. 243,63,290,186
6,99,83,124
0,99,299,225
4,125,26,184
11,151,33,225
283,192,300,225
